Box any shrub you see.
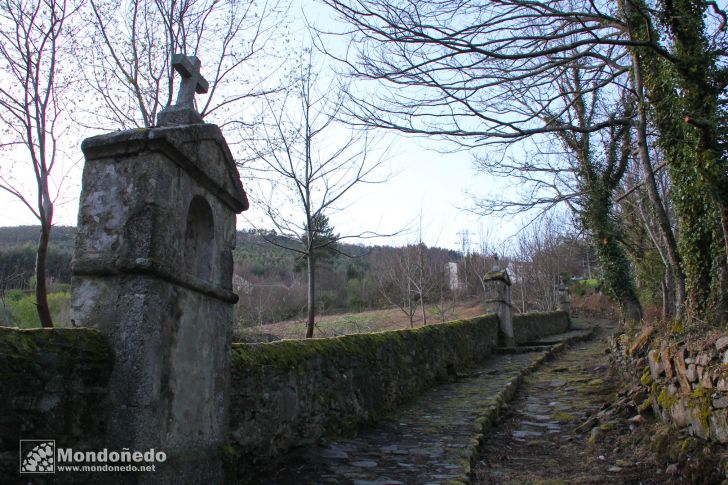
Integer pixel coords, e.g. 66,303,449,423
5,290,71,328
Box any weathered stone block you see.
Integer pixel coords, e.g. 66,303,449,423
670,396,687,428
686,405,710,440
696,350,715,366
709,410,728,443
648,349,663,380
661,347,674,378
686,364,698,382
699,367,714,389
483,269,513,347
673,349,691,395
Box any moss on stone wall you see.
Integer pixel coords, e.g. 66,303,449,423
232,317,495,370
610,327,728,444
0,327,114,481
230,315,500,465
0,327,112,378
512,310,570,344
230,311,572,467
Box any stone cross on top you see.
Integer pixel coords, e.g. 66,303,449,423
156,53,209,126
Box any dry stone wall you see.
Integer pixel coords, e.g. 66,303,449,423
229,315,500,464
610,327,728,443
0,309,571,480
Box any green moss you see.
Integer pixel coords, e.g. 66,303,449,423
670,319,686,335
640,368,653,386
688,387,712,429
588,427,601,446
231,315,500,371
657,387,677,409
550,412,579,423
220,443,240,484
599,422,616,431
638,398,654,414
0,327,112,379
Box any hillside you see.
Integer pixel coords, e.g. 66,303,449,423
0,226,462,328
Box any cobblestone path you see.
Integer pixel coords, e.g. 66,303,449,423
250,326,595,485
473,320,660,484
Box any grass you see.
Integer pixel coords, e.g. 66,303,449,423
236,298,489,341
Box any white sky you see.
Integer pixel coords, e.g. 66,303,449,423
0,0,524,253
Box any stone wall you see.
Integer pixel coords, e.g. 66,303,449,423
512,310,570,344
229,311,571,466
229,315,499,466
0,327,113,481
610,327,728,443
0,310,571,480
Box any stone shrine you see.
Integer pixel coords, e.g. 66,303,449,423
70,55,247,484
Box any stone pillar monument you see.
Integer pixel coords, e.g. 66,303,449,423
70,55,247,484
557,278,571,313
484,264,514,347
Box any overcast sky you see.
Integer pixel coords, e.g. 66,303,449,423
0,0,525,253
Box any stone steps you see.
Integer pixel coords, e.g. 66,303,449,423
247,326,595,485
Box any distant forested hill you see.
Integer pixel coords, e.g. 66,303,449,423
0,227,460,327
0,226,76,289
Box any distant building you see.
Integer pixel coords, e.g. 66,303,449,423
447,262,459,290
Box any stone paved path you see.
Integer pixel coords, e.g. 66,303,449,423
473,320,661,484
249,326,594,485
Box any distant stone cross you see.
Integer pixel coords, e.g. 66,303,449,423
156,53,209,126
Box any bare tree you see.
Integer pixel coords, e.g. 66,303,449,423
241,55,388,338
0,0,77,327
318,0,728,324
80,0,289,129
510,214,580,313
376,241,449,326
319,0,639,144
376,245,419,327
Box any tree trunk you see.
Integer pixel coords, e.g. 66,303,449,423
420,293,427,326
631,51,687,315
661,277,673,320
622,0,726,324
407,278,414,327
589,204,643,324
306,252,315,338
35,223,53,328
